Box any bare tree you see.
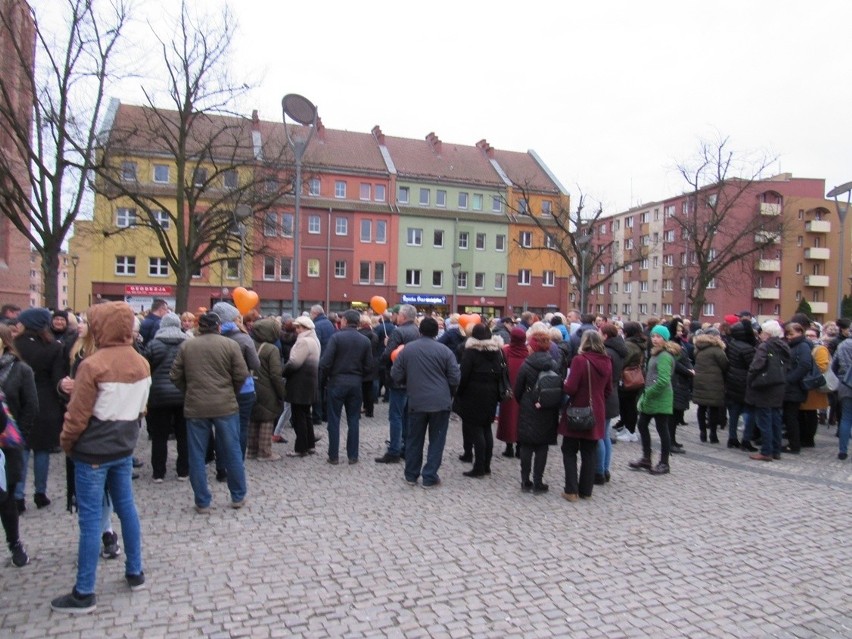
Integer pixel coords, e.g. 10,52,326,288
90,0,291,312
0,0,129,309
670,136,789,320
507,185,652,312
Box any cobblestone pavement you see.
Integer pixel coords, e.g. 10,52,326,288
2,403,851,638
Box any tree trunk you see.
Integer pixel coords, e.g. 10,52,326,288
41,246,60,310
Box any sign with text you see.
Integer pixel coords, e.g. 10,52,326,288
400,294,447,305
124,285,173,297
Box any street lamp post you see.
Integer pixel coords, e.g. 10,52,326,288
827,181,852,318
282,93,317,316
233,204,252,288
451,262,461,314
70,255,79,312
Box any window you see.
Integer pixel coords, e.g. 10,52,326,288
491,196,502,213
624,282,633,293
664,279,673,291
598,285,605,294
707,193,718,206
494,273,505,290
473,272,484,289
264,212,278,236
376,220,387,243
225,259,239,280
622,304,632,315
664,254,674,267
457,271,468,289
797,236,803,247
795,263,802,274
308,178,320,196
308,215,320,234
407,228,422,246
707,278,716,289
543,270,555,287
665,230,675,242
115,256,135,275
307,259,320,278
652,280,658,292
625,216,634,229
360,219,372,243
335,181,346,198
545,234,556,250
375,184,386,202
707,248,717,262
518,269,531,286
518,199,529,215
653,256,659,268
519,231,532,248
360,183,371,200
280,257,292,281
458,232,469,249
476,233,486,250
406,269,421,287
541,200,552,216
599,264,606,274
458,192,469,209
335,217,348,236
433,230,444,247
193,168,207,186
640,212,648,224
263,256,276,280
472,193,483,211
121,161,137,181
641,258,649,270
432,270,443,287
265,178,278,193
116,207,137,228
702,303,715,317
334,260,346,278
640,281,648,292
495,234,506,252
436,190,447,207
663,303,673,315
374,262,386,284
223,169,238,190
419,188,430,206
639,303,648,315
359,261,370,284
281,213,293,237
153,164,169,183
680,252,687,266
680,277,687,290
641,235,650,246
398,186,410,204
665,204,675,218
625,238,634,250
153,210,169,230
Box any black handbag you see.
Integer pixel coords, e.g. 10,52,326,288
497,352,513,401
565,360,595,431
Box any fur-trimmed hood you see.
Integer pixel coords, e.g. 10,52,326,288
464,335,504,352
694,333,726,351
651,340,682,358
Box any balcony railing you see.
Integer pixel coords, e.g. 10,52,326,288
804,247,830,260
804,275,830,287
757,259,781,271
759,203,781,216
753,287,781,300
808,302,829,314
805,220,831,233
754,230,780,244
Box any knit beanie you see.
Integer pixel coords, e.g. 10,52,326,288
724,314,739,325
18,308,52,331
198,312,222,332
650,324,670,341
211,302,240,323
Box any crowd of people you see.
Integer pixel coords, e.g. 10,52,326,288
1,298,850,614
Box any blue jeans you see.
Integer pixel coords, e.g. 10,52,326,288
838,397,852,455
326,382,362,461
74,456,141,594
405,410,450,486
596,419,612,474
754,406,782,456
237,392,256,460
187,414,247,507
727,401,754,442
387,387,409,456
14,448,49,499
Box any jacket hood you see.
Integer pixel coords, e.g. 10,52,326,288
577,350,612,376
694,333,726,350
525,350,556,372
464,336,503,352
87,301,135,348
653,340,682,358
604,335,629,359
252,318,279,344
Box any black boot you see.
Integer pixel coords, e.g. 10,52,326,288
628,457,652,471
502,444,515,458
699,427,707,443
709,428,719,444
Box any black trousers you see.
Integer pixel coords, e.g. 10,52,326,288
361,380,375,417
782,401,801,451
0,480,20,547
697,405,724,437
617,389,640,433
292,403,315,454
799,409,818,447
561,437,597,497
637,412,671,464
463,416,494,474
518,443,548,485
146,405,188,479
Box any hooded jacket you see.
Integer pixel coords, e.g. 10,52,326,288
61,302,151,463
691,333,729,407
638,340,682,415
560,350,613,440
514,351,560,446
745,336,790,408
724,322,756,404
452,335,503,422
250,318,287,421
143,313,187,409
783,334,812,404
282,327,320,405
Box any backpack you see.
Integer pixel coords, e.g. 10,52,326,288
532,368,563,409
750,348,787,389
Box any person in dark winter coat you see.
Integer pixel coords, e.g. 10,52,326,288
692,328,729,444
496,327,528,457
438,315,467,364
13,307,65,510
143,313,189,481
669,333,694,452
745,320,790,461
724,319,757,449
513,332,560,494
561,331,612,501
596,324,625,484
248,317,287,461
358,315,381,418
453,324,503,478
0,324,38,566
615,322,646,442
781,322,812,454
282,316,320,456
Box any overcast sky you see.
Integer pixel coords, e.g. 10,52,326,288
119,0,852,213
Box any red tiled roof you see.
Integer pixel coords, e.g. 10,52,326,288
491,149,561,194
259,121,387,173
381,134,503,186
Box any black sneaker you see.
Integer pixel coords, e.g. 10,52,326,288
374,453,401,464
132,457,144,468
215,468,228,482
50,589,96,614
15,499,25,514
649,462,670,475
11,542,29,567
126,572,146,591
34,493,51,509
532,483,549,494
101,531,121,560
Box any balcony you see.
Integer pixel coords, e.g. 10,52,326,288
804,275,830,287
754,287,780,300
757,259,781,271
804,247,830,260
808,301,829,314
759,203,781,216
805,220,831,233
754,230,780,244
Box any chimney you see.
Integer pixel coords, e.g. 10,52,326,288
371,125,385,145
476,138,494,158
251,109,260,126
315,116,326,141
426,132,442,155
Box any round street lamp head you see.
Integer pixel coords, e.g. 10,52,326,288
282,94,317,126
234,204,252,221
826,181,852,199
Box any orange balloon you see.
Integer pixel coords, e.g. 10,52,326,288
469,313,481,326
390,344,405,362
370,295,388,314
458,314,472,329
232,287,259,315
